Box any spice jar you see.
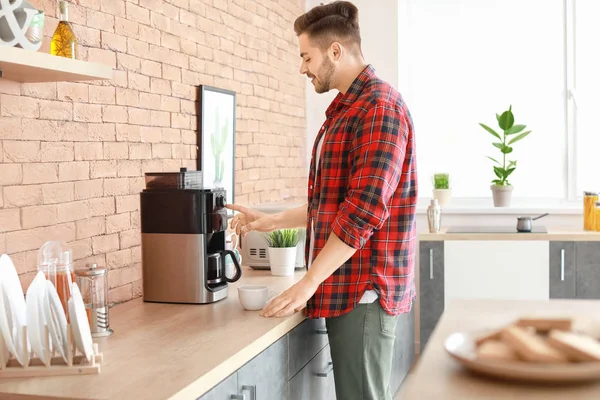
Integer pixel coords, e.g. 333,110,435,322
583,191,598,231
594,202,600,232
37,241,75,320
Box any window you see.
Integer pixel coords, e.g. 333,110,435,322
398,0,594,205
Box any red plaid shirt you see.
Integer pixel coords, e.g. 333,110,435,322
305,65,418,319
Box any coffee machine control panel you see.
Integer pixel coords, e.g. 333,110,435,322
215,194,226,208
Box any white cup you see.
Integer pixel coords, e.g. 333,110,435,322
237,285,277,311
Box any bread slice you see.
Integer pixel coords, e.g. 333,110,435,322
476,339,519,362
516,317,572,333
502,326,569,363
547,330,600,362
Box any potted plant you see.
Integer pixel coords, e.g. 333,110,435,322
480,105,532,207
432,172,451,207
266,229,300,276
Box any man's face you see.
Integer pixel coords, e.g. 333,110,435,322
298,33,336,94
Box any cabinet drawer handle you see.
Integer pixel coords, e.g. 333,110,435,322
315,361,334,378
429,248,434,280
230,395,245,400
315,328,328,334
242,385,256,400
560,249,565,282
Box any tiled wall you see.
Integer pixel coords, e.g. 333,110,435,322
0,0,307,303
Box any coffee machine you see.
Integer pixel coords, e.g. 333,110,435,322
140,168,242,304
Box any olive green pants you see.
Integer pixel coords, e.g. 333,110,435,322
326,301,399,400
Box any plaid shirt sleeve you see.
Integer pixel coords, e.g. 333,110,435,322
332,103,408,249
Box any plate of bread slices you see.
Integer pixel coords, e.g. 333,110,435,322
445,316,600,383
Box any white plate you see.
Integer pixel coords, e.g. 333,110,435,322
26,271,49,365
0,254,28,366
68,283,93,362
445,329,600,383
44,280,68,363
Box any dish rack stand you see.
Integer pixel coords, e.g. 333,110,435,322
0,324,103,377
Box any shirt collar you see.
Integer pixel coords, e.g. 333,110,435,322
325,64,376,117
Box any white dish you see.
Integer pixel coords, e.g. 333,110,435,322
0,254,28,366
44,280,68,363
445,329,600,383
26,271,49,365
68,283,93,361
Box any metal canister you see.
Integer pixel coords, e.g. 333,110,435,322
427,199,442,233
75,263,114,337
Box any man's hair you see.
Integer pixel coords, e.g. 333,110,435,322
293,1,361,50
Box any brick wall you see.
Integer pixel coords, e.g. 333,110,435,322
0,0,307,304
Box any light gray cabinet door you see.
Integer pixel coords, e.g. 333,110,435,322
288,318,328,380
289,345,336,400
419,241,444,352
390,307,415,396
197,373,238,400
237,336,288,400
576,242,600,299
549,241,576,299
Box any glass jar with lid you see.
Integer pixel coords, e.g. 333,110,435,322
75,263,113,337
37,240,74,319
584,191,598,231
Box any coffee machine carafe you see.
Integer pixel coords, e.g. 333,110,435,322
140,168,242,304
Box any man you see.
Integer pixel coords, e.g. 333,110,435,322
227,1,418,399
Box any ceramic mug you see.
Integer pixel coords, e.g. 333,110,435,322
237,286,277,311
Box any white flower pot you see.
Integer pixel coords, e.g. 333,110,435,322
268,247,297,276
491,184,513,207
432,189,452,207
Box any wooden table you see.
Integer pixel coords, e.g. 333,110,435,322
400,298,600,399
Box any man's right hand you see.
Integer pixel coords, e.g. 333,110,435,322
226,204,279,235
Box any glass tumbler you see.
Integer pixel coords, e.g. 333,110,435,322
37,240,75,321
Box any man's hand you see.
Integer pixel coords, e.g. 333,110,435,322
260,277,319,318
226,204,278,235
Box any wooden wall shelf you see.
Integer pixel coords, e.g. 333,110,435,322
0,47,113,83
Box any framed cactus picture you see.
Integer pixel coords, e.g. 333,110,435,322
197,85,236,203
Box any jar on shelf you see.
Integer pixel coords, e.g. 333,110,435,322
583,191,598,231
37,240,74,320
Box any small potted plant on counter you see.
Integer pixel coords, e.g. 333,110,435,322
480,105,532,207
432,172,451,207
266,228,300,276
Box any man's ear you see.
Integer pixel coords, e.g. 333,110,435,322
330,42,343,61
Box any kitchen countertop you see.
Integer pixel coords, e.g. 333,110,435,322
0,267,306,400
399,298,600,399
419,227,600,241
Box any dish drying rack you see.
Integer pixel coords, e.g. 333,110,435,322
0,324,102,378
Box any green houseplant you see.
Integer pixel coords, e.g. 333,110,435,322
432,172,451,207
480,105,532,207
265,229,300,276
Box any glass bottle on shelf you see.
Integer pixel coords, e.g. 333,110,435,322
50,0,78,59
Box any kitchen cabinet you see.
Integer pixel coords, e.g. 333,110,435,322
237,336,289,400
289,345,336,400
197,372,238,400
444,240,549,302
199,314,413,399
419,241,444,351
419,239,600,352
575,242,600,298
550,241,600,299
549,241,576,298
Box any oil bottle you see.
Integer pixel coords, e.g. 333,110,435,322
50,0,78,59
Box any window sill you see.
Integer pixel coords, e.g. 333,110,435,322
417,197,583,215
